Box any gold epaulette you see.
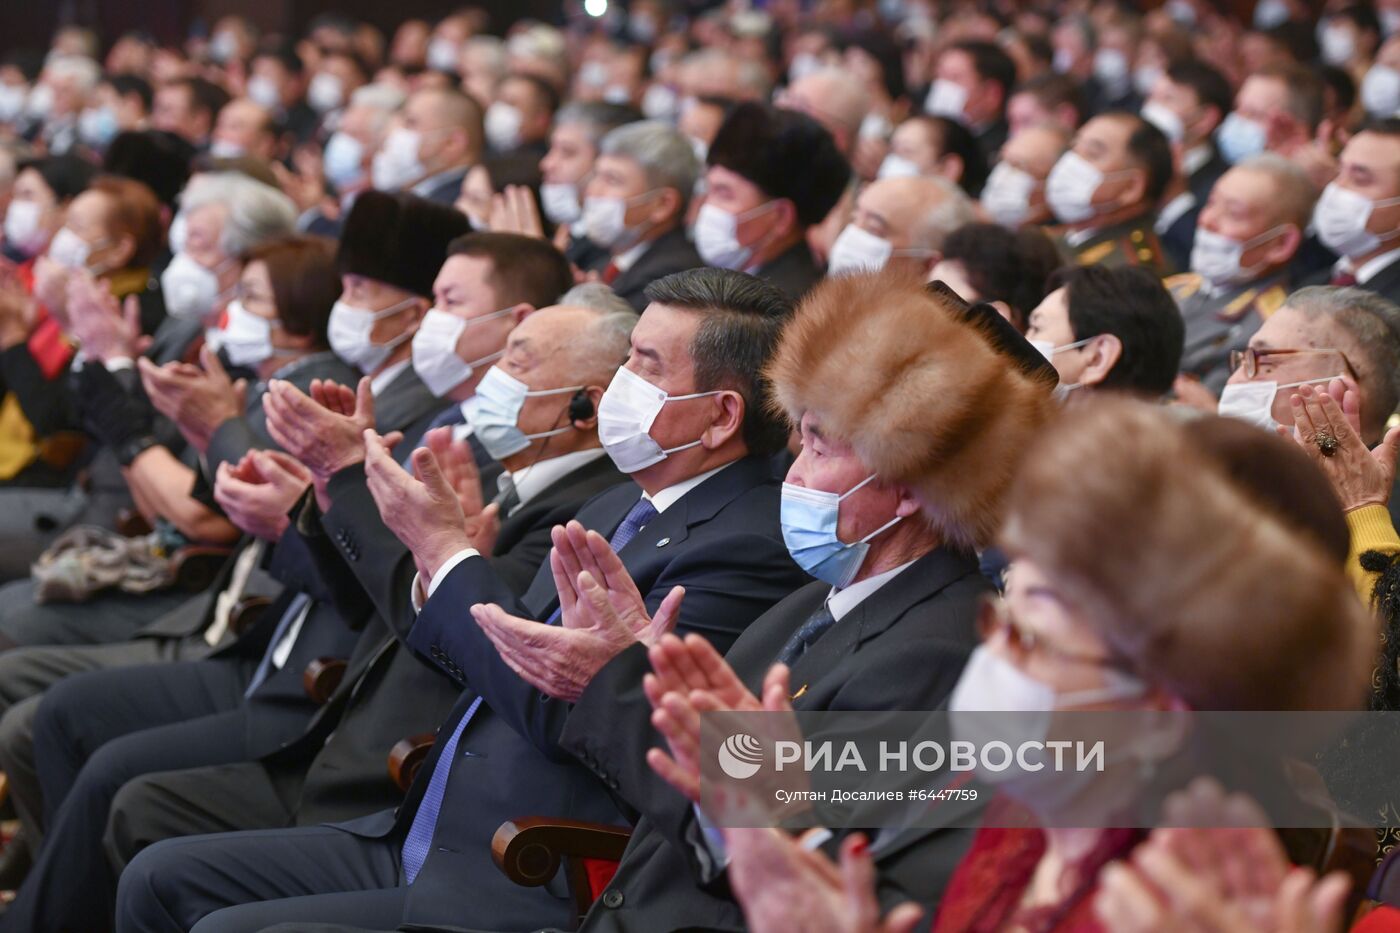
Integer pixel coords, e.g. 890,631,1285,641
1165,272,1203,300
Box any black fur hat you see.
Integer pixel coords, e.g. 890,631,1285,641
336,190,471,297
706,102,852,227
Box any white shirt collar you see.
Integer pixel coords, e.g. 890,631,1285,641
370,359,412,397
1153,191,1196,235
826,557,917,622
1357,247,1400,284
611,239,650,274
1182,144,1213,178
500,448,607,513
642,461,734,514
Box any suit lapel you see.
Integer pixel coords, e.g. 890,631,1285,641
374,366,439,433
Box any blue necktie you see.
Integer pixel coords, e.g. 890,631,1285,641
399,497,660,882
400,695,482,883
543,497,658,626
244,592,313,697
774,603,837,667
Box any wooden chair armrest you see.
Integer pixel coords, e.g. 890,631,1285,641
114,509,153,537
228,595,272,636
491,817,633,887
171,546,234,592
302,658,348,705
388,733,436,794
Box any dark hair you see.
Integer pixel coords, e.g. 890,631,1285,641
503,72,560,116
1048,264,1184,396
107,74,153,111
644,268,793,456
1119,112,1173,204
923,116,988,198
164,77,229,123
244,235,340,345
88,175,164,267
322,48,371,83
252,42,304,75
1,49,43,83
839,29,907,102
950,40,1016,101
1361,116,1400,138
103,130,196,208
1332,4,1382,40
1164,59,1232,122
707,102,851,227
18,154,96,203
447,232,573,311
1261,21,1317,63
1022,33,1055,70
1012,73,1086,127
1318,63,1357,115
941,223,1061,332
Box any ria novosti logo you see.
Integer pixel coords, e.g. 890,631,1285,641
717,733,764,779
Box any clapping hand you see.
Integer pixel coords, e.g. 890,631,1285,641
67,275,147,362
138,346,246,454
1282,380,1400,512
263,377,377,482
213,449,313,542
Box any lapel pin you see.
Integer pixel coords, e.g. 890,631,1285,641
655,537,671,547
791,684,808,701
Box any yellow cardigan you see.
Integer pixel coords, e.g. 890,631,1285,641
1348,504,1400,605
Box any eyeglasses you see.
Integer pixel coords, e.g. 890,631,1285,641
1228,347,1357,381
976,594,1133,673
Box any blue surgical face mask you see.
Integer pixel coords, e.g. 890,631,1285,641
463,365,583,460
780,474,904,588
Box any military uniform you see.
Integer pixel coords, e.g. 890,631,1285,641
1057,214,1174,276
1169,271,1289,394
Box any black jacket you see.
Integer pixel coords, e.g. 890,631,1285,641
608,226,705,313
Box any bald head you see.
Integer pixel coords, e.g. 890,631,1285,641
782,68,871,154
854,175,977,257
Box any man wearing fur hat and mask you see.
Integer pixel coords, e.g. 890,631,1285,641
474,269,1059,932
697,101,852,300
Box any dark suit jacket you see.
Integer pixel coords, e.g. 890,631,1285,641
1187,146,1228,205
1304,254,1400,306
414,166,472,207
562,547,989,932
752,240,823,302
610,226,705,313
567,232,609,272
261,455,628,830
1159,201,1200,277
973,118,1009,165
410,455,809,757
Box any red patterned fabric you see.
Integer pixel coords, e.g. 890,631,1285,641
932,798,1143,933
1358,907,1400,932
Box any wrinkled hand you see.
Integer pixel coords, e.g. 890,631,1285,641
489,185,547,239
469,521,684,701
137,346,247,453
1095,778,1350,933
362,428,471,584
67,277,147,362
423,425,484,517
0,266,36,349
724,830,924,933
263,377,376,481
1282,380,1399,511
644,642,790,803
32,257,72,322
213,448,313,542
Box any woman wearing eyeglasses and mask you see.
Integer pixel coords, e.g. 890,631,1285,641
719,398,1372,933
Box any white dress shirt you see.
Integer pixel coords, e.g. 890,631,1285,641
1334,246,1400,284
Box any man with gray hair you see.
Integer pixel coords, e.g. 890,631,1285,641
1221,285,1400,451
303,83,406,236
778,66,872,156
1169,152,1319,394
539,101,641,268
579,119,702,311
828,174,975,278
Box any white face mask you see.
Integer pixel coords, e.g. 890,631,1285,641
0,84,27,123
246,75,281,110
78,106,119,147
694,201,775,270
924,79,969,122
1046,150,1111,225
1030,335,1095,362
1320,25,1356,67
1384,8,1400,37
161,251,229,320
602,85,632,105
1314,182,1400,259
323,131,366,191
788,52,822,85
409,306,513,396
328,296,417,372
582,191,659,250
642,83,680,121
1217,112,1268,165
4,200,48,257
1133,66,1163,98
1362,65,1400,117
828,224,894,275
26,83,53,120
579,61,609,89
427,37,460,73
221,299,281,367
1190,225,1286,286
981,162,1038,228
307,72,344,113
47,227,104,272
371,127,425,191
209,138,246,159
210,31,239,64
1052,47,1075,74
540,182,582,225
1093,48,1130,98
597,365,722,474
1140,101,1184,143
1254,0,1291,28
485,102,523,151
876,153,921,179
463,365,583,460
1218,375,1340,432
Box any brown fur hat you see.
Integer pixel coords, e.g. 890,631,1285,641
766,268,1057,551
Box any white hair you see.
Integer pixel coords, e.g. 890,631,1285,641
349,82,407,138
561,282,635,317
463,36,507,75
1234,152,1319,230
599,120,701,211
178,172,297,258
44,55,101,94
909,176,977,253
